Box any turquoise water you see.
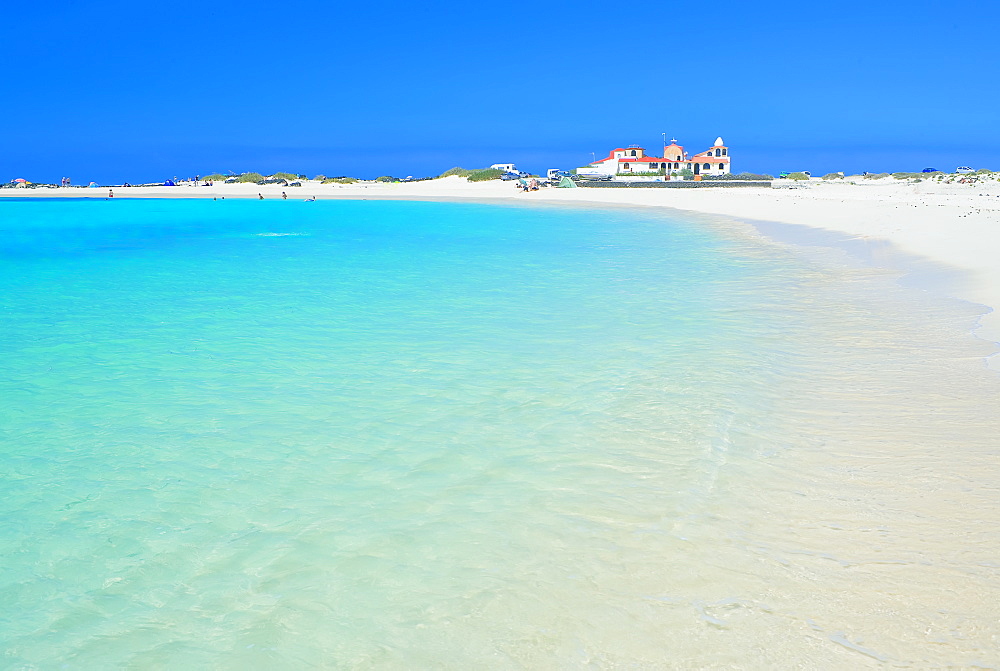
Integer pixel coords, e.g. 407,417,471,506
2,198,999,667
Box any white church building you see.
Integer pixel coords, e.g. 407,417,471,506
585,137,731,177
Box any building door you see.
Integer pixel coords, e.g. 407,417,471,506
694,163,700,175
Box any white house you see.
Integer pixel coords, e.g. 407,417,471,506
490,163,517,173
586,137,731,177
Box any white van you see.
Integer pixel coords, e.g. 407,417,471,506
956,166,975,174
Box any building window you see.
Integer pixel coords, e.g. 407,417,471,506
630,150,637,156
649,163,658,170
703,163,710,170
687,163,691,170
721,148,727,156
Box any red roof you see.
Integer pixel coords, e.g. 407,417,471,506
592,145,730,165
615,156,729,164
594,147,670,163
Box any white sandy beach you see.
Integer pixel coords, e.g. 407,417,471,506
7,176,999,353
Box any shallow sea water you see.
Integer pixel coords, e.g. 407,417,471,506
1,198,998,668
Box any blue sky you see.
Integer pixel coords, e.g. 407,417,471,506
3,1,998,183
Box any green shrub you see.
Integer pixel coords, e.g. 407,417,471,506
375,175,398,183
313,174,326,181
202,173,226,181
466,168,504,182
271,172,299,181
976,168,993,174
863,173,889,179
821,172,844,180
702,172,771,181
438,167,476,178
236,172,265,183
322,177,357,184
787,172,810,181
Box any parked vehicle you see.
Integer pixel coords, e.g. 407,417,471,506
501,172,520,181
921,168,939,173
956,166,975,174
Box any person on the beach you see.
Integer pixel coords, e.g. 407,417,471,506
109,190,114,198
282,192,287,200
258,193,264,200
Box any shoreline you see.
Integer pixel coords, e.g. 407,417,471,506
4,176,998,361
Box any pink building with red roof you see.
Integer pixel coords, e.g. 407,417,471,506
584,137,731,177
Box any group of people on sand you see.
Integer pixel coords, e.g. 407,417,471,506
517,178,540,192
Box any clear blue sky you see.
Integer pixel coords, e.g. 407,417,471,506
4,1,998,183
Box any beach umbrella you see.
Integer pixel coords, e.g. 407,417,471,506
13,178,27,182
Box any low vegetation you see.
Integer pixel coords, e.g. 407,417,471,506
438,167,477,178
786,172,810,181
202,173,227,181
702,172,772,180
821,172,844,180
322,177,358,184
466,168,504,182
235,172,265,183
